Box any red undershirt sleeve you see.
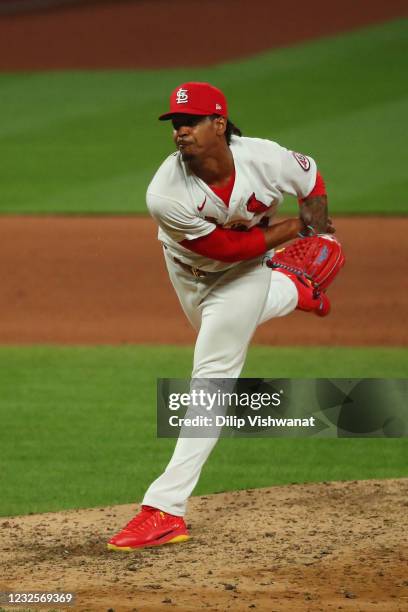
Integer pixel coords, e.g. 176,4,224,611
298,170,326,204
180,225,267,263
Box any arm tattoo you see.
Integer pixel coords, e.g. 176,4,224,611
299,195,328,233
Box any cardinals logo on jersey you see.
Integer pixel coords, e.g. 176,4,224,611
246,193,270,214
292,151,311,171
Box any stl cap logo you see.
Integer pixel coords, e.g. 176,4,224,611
215,103,222,111
176,87,189,104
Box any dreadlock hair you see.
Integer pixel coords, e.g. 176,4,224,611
208,114,242,145
225,120,242,145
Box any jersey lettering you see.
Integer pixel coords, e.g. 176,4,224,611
147,137,317,273
246,193,269,214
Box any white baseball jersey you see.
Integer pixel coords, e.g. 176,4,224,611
147,135,317,272
143,133,315,515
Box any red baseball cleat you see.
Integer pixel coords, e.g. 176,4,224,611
278,270,331,317
107,505,190,551
312,291,331,317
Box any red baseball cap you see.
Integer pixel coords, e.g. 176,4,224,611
159,82,228,121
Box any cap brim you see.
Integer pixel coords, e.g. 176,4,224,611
158,112,177,121
158,109,213,121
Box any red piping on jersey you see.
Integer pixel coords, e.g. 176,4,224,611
180,225,267,263
298,170,326,204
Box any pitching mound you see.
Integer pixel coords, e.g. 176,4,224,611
1,479,407,611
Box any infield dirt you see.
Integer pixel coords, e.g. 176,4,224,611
0,0,406,71
1,216,407,346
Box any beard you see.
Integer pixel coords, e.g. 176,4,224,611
181,152,194,162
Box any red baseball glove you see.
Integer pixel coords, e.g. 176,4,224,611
266,234,345,291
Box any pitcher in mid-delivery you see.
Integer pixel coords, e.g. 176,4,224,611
107,82,342,551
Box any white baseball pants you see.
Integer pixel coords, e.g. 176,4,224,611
142,249,297,515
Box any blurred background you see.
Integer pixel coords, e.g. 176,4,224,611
0,0,407,516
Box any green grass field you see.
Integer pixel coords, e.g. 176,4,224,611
1,20,407,518
1,19,407,215
1,345,406,517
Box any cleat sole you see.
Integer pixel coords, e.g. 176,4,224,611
107,533,190,551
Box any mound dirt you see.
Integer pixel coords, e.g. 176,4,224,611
1,479,407,611
0,216,407,346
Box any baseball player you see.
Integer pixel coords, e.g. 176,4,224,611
107,82,343,551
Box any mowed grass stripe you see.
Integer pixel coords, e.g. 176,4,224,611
0,345,406,516
0,19,407,214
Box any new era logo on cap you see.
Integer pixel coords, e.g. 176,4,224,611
159,82,228,121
